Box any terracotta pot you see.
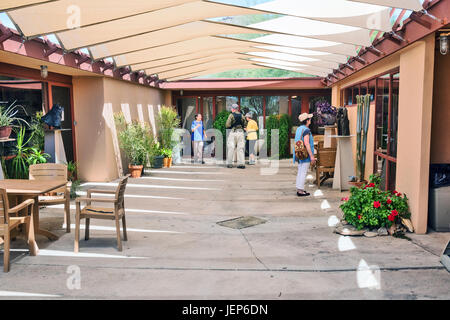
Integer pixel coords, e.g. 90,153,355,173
163,157,170,168
0,126,12,139
168,157,172,167
348,180,368,188
128,164,143,178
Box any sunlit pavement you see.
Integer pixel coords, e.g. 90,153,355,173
1,160,449,299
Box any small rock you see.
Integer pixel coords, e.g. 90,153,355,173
364,231,378,238
334,225,366,236
388,223,396,235
377,227,388,236
400,218,414,233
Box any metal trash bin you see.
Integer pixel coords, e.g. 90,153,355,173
428,164,450,232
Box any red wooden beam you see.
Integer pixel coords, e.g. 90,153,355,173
409,12,433,29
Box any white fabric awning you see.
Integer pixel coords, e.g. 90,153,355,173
89,21,268,60
115,36,271,67
243,51,339,69
1,0,425,81
254,45,349,63
55,1,265,50
157,59,261,79
0,0,52,11
166,65,264,82
8,0,198,38
248,34,358,56
246,16,373,46
348,0,423,11
252,0,392,31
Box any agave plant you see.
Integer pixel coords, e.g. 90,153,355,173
0,101,29,127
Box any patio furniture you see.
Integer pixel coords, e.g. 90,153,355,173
0,188,37,272
74,175,130,252
0,179,67,244
315,142,337,187
29,163,71,233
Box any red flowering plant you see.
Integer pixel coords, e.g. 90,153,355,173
340,174,410,230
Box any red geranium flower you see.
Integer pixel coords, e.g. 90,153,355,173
373,201,381,208
396,192,402,197
391,209,398,216
358,215,362,220
341,197,349,201
387,198,392,204
388,214,395,222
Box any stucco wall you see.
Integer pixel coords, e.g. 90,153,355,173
431,49,450,164
73,77,165,181
331,34,436,234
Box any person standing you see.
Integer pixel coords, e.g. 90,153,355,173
191,114,206,164
226,104,247,169
294,113,316,196
245,112,258,165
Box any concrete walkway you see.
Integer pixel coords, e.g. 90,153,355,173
0,160,449,299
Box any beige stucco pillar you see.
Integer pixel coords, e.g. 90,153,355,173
396,34,435,234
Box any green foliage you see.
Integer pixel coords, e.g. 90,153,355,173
265,114,292,159
70,180,81,199
26,147,50,165
199,68,316,79
213,110,231,156
156,106,181,150
340,174,410,230
29,112,45,150
66,160,77,181
0,101,29,127
5,126,33,179
160,148,173,158
114,112,154,166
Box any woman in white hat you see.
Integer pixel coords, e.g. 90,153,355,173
294,113,316,196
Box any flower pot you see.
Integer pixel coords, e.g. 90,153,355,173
0,126,12,139
163,157,173,168
128,164,143,178
348,180,367,188
152,155,164,169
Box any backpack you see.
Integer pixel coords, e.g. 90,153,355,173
295,128,309,162
231,113,243,129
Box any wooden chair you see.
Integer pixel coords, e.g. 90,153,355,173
315,144,337,187
29,163,71,233
74,175,130,252
0,188,37,272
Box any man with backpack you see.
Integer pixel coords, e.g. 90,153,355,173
226,104,247,169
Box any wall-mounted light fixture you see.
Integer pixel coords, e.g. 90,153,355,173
40,65,48,79
180,89,184,96
440,33,449,55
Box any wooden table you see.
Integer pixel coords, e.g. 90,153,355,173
0,179,67,243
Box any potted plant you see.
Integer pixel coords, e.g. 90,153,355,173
156,106,180,161
161,148,173,168
151,145,165,169
114,112,149,178
314,101,337,126
340,174,411,234
0,101,29,139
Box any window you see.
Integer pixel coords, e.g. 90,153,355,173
216,96,238,113
291,96,302,126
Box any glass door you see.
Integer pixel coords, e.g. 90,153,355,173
50,84,74,163
374,72,399,191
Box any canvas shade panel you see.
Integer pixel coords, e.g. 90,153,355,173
130,47,272,71
0,0,53,11
166,65,264,81
348,0,423,11
157,59,262,79
246,16,373,46
254,45,349,64
114,36,273,67
247,58,334,73
253,62,328,77
144,53,253,74
7,0,198,38
54,1,266,50
253,0,392,31
243,51,339,69
249,34,358,56
89,21,269,60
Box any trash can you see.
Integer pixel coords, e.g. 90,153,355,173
428,164,450,232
